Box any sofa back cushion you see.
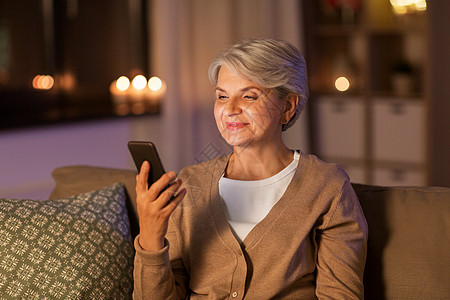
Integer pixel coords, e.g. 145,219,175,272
50,165,139,238
353,183,450,300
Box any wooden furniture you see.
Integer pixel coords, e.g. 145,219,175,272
303,1,430,186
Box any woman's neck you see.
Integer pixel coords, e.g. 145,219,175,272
225,143,294,180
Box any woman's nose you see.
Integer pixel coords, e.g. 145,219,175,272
224,96,243,116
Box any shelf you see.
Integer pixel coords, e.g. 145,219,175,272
315,25,361,37
372,160,425,170
304,1,429,185
370,94,423,101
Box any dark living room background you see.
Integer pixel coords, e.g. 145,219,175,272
0,0,449,200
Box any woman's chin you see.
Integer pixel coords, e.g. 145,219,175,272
220,132,240,146
222,134,253,148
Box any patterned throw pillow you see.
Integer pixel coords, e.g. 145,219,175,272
0,183,134,299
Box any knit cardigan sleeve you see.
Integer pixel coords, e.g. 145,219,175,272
133,231,188,300
315,179,368,299
132,162,206,300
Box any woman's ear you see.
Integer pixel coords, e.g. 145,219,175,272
281,94,299,124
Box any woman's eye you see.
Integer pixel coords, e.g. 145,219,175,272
217,95,227,100
244,95,258,100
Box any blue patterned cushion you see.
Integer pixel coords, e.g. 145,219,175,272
0,183,134,299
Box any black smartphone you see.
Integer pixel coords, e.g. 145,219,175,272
128,141,166,187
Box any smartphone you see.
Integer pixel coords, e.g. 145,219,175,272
128,141,166,187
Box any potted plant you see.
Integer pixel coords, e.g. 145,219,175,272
391,59,415,96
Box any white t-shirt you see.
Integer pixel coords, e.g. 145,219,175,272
219,151,300,242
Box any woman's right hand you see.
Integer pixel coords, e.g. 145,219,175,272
136,161,186,252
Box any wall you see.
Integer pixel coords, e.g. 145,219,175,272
0,110,308,200
0,0,310,200
428,0,450,187
0,116,163,199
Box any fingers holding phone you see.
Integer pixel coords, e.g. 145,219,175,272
135,160,150,194
135,160,186,251
159,175,187,211
137,160,184,204
129,141,187,251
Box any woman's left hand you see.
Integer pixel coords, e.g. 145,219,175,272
135,161,186,252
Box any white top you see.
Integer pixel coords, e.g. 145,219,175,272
219,151,300,242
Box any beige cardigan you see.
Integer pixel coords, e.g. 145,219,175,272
133,153,368,299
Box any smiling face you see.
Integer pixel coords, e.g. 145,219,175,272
214,66,285,149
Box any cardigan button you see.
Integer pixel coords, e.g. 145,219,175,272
232,291,238,298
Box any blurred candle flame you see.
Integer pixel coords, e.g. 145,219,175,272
148,76,162,91
116,76,130,91
132,75,147,90
110,74,166,116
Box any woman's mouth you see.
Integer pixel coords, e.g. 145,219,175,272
226,122,248,130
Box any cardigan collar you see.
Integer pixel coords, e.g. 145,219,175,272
208,151,310,252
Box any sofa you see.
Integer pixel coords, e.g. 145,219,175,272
1,165,449,299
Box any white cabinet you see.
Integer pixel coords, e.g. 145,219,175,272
313,96,427,186
372,98,426,186
373,99,426,163
315,97,366,160
314,96,367,184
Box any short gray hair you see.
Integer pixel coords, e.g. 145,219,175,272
208,38,308,131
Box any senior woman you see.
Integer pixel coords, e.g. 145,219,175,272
133,38,368,299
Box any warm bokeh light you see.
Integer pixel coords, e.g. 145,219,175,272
148,76,162,91
116,76,130,91
335,76,350,92
131,102,146,115
59,72,76,91
0,68,10,85
115,103,130,116
32,75,54,90
110,74,166,116
132,75,147,90
390,0,427,15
